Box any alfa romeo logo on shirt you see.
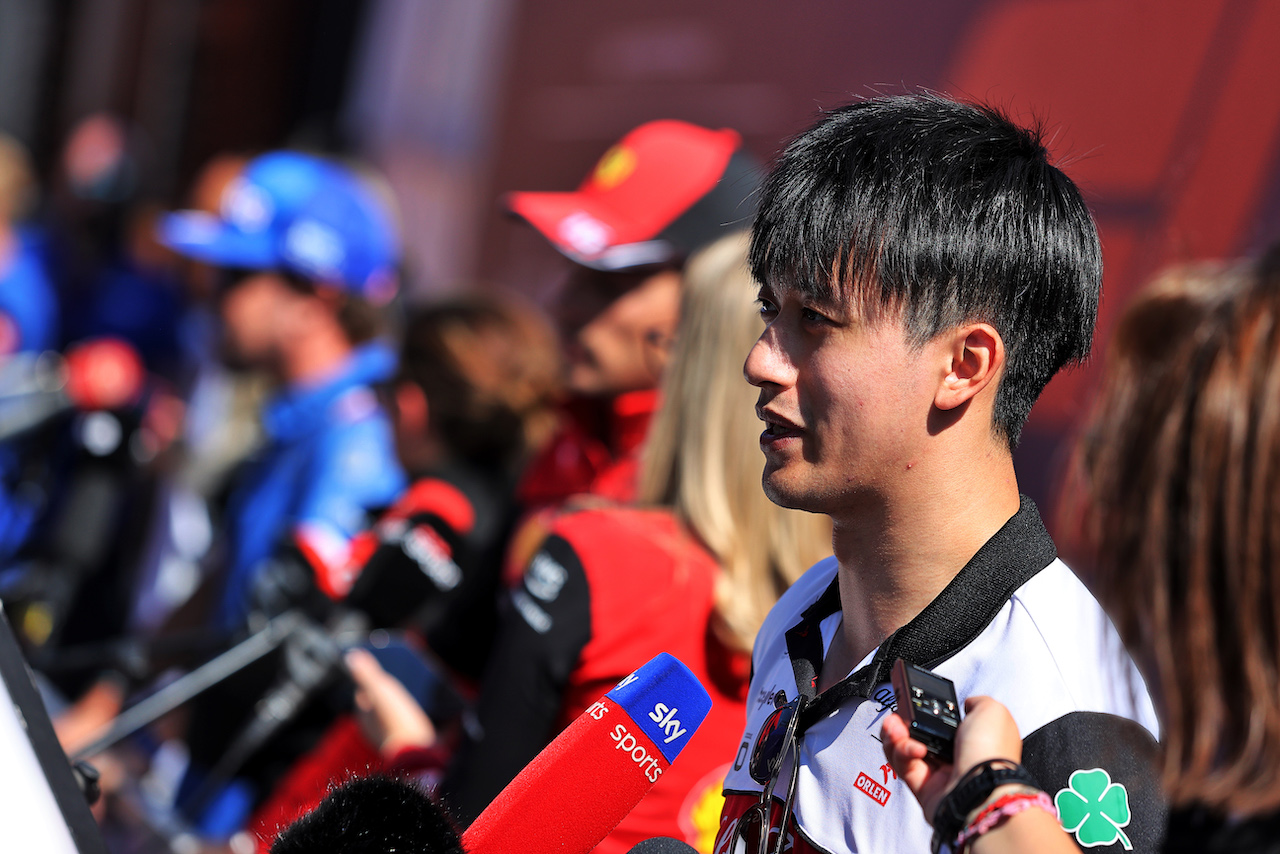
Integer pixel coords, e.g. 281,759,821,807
1054,768,1132,849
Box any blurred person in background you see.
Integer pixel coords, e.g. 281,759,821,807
339,294,562,679
154,150,406,837
48,113,188,379
505,119,760,518
884,251,1280,854
243,293,562,851
0,132,59,356
158,150,406,635
0,132,61,562
344,232,833,853
249,290,563,681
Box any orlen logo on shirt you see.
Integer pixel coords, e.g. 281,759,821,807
854,772,891,806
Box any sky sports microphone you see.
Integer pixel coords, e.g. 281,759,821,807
462,652,713,854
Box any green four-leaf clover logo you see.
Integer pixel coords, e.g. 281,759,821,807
1055,768,1132,849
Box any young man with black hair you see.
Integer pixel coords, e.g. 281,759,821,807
715,95,1164,854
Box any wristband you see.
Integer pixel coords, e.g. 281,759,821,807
930,759,1040,854
954,789,1056,852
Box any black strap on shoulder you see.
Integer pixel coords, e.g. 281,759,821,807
785,495,1058,734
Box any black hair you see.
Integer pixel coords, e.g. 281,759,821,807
750,94,1102,447
398,296,561,470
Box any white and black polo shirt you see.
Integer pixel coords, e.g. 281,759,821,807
715,497,1165,854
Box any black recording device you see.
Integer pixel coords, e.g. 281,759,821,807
890,659,961,763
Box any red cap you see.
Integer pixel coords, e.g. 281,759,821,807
506,120,752,271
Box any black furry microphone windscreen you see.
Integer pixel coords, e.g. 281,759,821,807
627,838,699,854
270,776,463,854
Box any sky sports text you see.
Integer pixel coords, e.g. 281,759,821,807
610,721,665,783
586,698,688,745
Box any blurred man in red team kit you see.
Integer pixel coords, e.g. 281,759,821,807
506,119,761,513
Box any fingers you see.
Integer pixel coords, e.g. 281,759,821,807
881,713,926,762
344,648,437,756
952,695,1023,772
879,713,934,796
344,646,382,682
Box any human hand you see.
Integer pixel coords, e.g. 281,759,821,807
346,647,437,757
881,695,1022,823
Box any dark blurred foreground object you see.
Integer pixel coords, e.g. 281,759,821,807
270,775,462,854
626,840,698,854
0,603,108,853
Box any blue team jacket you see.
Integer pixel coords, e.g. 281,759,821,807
215,343,406,630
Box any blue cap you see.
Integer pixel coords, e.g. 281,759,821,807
158,151,399,299
606,652,712,764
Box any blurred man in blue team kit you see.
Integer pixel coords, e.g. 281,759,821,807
156,151,406,834
159,151,405,632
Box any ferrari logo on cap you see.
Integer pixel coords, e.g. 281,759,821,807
592,145,637,190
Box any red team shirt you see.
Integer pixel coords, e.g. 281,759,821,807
447,507,750,853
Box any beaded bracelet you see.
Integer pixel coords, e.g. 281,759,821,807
930,759,1041,854
953,789,1056,853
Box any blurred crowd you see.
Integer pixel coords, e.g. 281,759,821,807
3,89,1280,854
0,112,828,853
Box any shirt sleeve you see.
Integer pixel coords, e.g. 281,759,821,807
295,415,406,541
289,415,406,587
1021,711,1168,852
441,532,592,824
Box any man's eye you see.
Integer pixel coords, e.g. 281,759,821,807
756,298,778,319
801,307,826,323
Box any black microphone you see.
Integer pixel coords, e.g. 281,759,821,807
627,839,700,854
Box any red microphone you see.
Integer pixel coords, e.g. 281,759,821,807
461,653,713,854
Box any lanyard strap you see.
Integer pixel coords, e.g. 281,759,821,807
784,495,1058,735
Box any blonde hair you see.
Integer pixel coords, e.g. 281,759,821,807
637,232,832,652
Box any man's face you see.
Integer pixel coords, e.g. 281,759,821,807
555,264,681,397
218,270,291,370
744,281,944,516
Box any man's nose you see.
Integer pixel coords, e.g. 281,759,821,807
744,325,794,388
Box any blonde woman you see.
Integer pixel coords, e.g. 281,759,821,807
438,232,832,851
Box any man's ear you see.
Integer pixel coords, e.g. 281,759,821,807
934,323,1004,411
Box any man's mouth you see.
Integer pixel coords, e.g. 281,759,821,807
757,409,803,445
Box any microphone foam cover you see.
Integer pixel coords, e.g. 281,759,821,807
462,653,711,854
271,776,462,854
627,838,701,854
